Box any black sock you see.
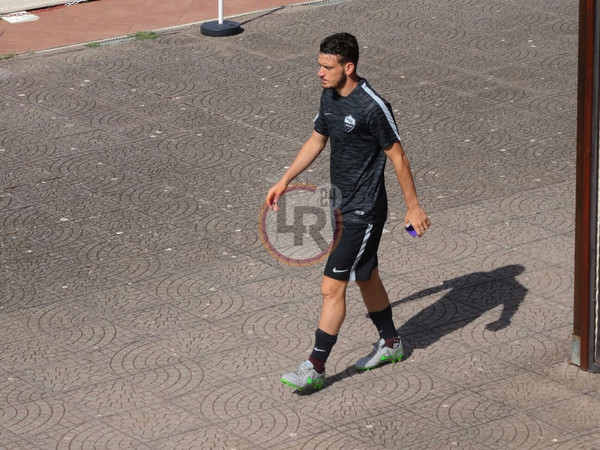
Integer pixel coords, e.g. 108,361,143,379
308,357,325,373
368,305,398,341
308,328,337,373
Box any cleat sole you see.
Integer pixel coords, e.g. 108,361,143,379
281,377,324,391
355,352,404,371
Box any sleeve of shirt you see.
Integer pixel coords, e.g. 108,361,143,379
368,100,402,150
313,92,329,137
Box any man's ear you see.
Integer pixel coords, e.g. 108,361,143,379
344,62,355,75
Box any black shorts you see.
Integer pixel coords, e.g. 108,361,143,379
324,222,384,281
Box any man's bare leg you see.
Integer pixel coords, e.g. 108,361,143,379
318,275,349,335
356,267,390,312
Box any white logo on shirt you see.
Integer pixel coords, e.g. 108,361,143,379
344,115,356,132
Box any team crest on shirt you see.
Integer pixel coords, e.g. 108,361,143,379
344,115,356,132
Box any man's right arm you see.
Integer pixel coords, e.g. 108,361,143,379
266,130,328,211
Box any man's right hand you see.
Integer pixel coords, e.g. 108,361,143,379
266,181,288,212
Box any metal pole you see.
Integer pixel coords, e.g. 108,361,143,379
218,0,224,25
574,0,600,372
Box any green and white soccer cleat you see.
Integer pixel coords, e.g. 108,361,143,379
281,360,325,391
355,338,404,371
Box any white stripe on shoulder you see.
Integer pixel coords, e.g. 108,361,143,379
361,84,402,143
313,113,319,123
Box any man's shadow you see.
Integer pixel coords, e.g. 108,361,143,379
393,264,527,359
315,264,528,391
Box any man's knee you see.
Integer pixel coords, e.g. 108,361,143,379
321,276,348,300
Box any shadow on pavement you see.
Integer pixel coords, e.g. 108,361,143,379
397,264,527,359
239,6,286,25
323,265,527,390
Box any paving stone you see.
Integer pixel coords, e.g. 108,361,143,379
415,413,566,449
0,0,595,448
528,394,600,435
52,420,151,449
153,424,253,450
18,360,119,395
342,408,450,448
551,430,600,449
0,276,56,313
421,348,527,387
98,406,200,444
539,361,600,398
471,372,581,410
0,396,88,445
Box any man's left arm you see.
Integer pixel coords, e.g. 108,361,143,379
384,142,430,236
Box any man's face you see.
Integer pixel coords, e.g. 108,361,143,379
317,53,351,90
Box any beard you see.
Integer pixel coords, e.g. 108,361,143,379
323,72,347,90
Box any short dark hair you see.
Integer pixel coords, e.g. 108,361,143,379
319,32,359,67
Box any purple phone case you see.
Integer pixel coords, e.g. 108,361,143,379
405,224,418,237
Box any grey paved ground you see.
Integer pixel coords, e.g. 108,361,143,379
1,0,598,448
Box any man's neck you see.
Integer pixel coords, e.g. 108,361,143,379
336,74,360,97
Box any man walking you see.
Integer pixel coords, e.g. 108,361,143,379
266,32,430,390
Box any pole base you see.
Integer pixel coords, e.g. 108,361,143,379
200,20,243,37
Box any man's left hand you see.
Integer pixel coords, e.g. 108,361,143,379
405,206,430,237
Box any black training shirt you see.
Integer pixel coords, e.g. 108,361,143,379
314,78,401,224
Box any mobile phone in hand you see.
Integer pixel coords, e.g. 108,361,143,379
405,223,418,237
